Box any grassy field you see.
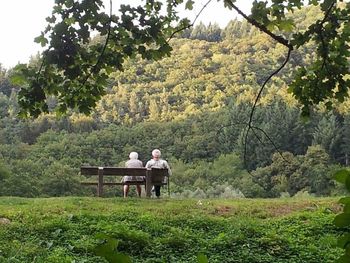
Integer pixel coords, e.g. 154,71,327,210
0,197,343,262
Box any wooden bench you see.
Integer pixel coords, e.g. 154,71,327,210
80,166,169,197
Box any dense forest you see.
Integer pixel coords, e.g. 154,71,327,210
0,6,348,198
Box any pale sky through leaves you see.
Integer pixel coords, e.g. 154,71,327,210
0,0,251,69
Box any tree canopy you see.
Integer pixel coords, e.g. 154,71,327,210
9,0,350,117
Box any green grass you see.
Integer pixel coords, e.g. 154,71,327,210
0,197,343,262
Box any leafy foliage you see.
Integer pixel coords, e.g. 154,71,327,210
333,169,350,262
94,234,132,263
0,197,343,262
7,0,350,118
11,0,193,117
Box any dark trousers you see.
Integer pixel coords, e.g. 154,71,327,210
154,185,161,197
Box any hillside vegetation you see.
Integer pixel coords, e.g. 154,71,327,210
0,6,349,198
0,197,342,262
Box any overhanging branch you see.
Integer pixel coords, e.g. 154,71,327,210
224,0,293,50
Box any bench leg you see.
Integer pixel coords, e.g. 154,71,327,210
168,179,170,197
145,171,152,197
97,168,104,197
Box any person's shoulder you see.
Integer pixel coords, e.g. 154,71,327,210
145,159,152,166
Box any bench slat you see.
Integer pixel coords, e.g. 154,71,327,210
81,181,152,186
81,167,148,176
81,166,99,175
98,182,146,186
103,167,147,176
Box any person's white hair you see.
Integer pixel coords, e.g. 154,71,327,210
129,152,138,160
152,149,161,158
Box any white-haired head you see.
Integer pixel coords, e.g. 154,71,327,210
152,149,161,158
129,152,138,160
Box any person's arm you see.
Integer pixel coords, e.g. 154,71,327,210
122,161,128,182
163,160,172,176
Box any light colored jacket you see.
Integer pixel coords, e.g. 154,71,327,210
122,159,143,182
145,159,172,184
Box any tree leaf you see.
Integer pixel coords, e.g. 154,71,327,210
185,0,195,10
277,19,295,32
334,169,350,184
335,254,350,263
346,176,350,192
339,197,350,205
334,213,350,228
337,234,350,249
197,253,208,263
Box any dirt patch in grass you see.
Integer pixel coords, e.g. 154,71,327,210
209,199,341,218
213,205,232,215
266,201,341,217
267,203,311,217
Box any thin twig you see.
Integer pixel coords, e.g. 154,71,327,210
252,126,285,160
249,48,292,128
251,126,266,146
81,0,113,86
321,1,336,24
34,46,52,88
243,47,292,169
217,121,282,160
242,125,250,168
218,0,294,169
319,1,336,72
167,0,213,41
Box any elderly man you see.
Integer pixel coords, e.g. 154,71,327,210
145,149,172,198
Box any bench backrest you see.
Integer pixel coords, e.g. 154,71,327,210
150,168,169,184
81,166,147,176
81,167,168,178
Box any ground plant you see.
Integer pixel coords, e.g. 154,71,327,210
0,197,342,262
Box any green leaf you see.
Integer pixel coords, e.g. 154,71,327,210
335,254,350,263
34,34,48,47
197,253,208,263
10,74,27,86
309,0,319,6
334,169,350,184
46,16,56,23
339,197,350,205
65,0,74,8
277,19,295,32
346,176,350,192
94,234,132,263
185,0,195,10
64,17,75,25
338,234,350,249
334,213,350,228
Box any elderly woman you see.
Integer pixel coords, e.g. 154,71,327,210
145,149,172,198
123,152,144,198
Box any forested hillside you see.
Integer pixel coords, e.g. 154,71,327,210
0,6,348,198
